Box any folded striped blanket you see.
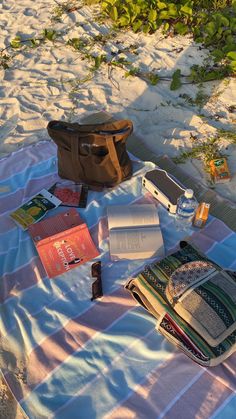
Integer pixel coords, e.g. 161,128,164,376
125,241,236,367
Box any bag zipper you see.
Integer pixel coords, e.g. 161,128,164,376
97,126,131,135
53,124,131,135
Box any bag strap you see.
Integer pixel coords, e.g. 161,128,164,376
70,133,104,191
70,132,123,189
105,136,123,186
70,133,86,182
75,119,133,137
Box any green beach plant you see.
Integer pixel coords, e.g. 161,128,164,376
100,0,236,77
0,53,11,69
51,0,83,22
0,0,235,93
173,129,236,180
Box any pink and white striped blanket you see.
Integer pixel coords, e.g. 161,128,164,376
1,141,236,419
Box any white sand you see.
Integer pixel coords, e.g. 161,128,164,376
0,374,27,419
0,1,235,417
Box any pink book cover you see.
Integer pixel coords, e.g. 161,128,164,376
29,208,99,278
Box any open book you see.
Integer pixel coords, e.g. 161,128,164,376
29,208,99,278
107,204,164,260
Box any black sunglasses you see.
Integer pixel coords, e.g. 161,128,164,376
91,261,103,301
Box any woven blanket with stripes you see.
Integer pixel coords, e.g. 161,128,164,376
1,141,236,419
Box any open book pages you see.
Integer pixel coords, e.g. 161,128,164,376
107,204,164,260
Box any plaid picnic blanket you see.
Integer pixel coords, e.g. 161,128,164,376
1,140,236,419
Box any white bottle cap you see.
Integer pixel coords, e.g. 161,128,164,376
184,189,194,199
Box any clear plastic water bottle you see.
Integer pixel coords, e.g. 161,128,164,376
175,189,198,231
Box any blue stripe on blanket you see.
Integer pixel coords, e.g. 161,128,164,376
21,309,164,418
211,394,236,419
1,142,236,419
0,157,57,191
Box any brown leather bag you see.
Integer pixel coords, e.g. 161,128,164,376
47,119,133,190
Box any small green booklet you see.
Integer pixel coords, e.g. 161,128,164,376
10,189,61,230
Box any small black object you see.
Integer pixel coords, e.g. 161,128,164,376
91,261,103,301
79,185,89,208
68,257,83,265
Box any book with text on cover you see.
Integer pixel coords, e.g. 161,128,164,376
107,204,164,260
10,189,61,230
29,208,99,278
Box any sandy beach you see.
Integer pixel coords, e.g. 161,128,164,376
0,0,235,417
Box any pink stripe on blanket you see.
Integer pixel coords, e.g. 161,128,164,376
0,174,58,214
189,218,233,254
0,257,45,303
207,353,236,393
189,233,216,254
200,218,233,242
10,287,136,400
109,353,201,418
91,216,108,247
164,368,233,419
0,141,56,181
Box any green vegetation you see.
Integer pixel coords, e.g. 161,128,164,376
173,135,225,166
100,0,236,75
8,29,60,52
173,129,236,181
179,89,210,109
51,1,83,22
0,53,11,69
1,0,235,90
